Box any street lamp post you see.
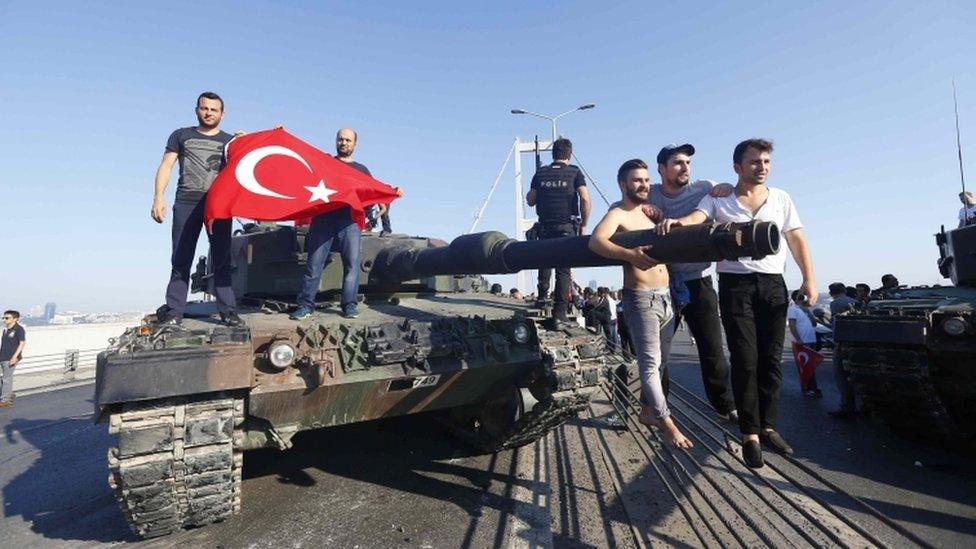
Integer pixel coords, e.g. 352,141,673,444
511,103,595,141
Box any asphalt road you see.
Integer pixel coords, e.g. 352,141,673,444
1,332,975,548
1,379,640,548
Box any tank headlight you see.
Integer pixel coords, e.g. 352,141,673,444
942,317,968,337
512,323,530,344
269,342,296,368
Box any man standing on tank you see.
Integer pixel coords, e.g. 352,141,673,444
291,128,401,320
151,92,243,327
658,139,817,468
526,138,591,322
337,129,392,236
645,143,738,423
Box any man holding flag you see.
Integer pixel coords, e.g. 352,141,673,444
203,127,402,320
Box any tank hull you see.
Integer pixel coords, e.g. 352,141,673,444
834,226,976,444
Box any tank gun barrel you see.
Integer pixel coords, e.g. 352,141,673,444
373,221,779,283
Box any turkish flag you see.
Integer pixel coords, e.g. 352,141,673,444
204,128,400,229
792,342,823,390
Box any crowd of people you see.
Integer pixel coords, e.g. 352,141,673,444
530,137,813,466
0,92,962,422
521,132,934,466
118,89,938,467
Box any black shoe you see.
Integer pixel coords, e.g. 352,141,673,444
828,409,857,419
219,311,245,327
743,440,764,468
760,430,794,456
156,313,181,326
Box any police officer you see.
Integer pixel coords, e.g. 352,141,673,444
526,138,591,321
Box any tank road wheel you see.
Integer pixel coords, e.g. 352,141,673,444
474,386,527,443
106,393,245,538
444,387,529,453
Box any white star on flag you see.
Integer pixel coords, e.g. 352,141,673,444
304,180,337,204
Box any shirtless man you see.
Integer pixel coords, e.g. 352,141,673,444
589,158,692,448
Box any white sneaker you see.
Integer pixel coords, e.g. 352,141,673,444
718,409,739,423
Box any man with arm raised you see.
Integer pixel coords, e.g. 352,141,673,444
658,139,816,467
589,159,692,449
647,143,738,423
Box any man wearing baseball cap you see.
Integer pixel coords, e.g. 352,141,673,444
647,143,738,423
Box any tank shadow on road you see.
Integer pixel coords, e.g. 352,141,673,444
244,412,532,504
1,412,138,544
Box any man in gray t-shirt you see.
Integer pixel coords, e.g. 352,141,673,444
646,143,737,419
150,92,241,327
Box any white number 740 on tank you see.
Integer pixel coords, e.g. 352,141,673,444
412,375,441,388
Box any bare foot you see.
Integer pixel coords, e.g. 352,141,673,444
660,417,693,449
637,406,660,429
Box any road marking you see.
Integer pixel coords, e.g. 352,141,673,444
504,435,554,548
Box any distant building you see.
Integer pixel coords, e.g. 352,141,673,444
588,280,599,290
44,302,57,322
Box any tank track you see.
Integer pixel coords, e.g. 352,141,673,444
107,393,245,538
842,343,960,438
471,320,606,453
476,389,594,453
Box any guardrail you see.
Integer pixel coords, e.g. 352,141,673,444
15,348,103,379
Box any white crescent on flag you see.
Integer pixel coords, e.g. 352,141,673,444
797,350,810,368
234,145,311,199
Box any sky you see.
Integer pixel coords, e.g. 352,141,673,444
1,1,974,313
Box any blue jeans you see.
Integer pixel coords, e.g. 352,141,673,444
298,208,360,309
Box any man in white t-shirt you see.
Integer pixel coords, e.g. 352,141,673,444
657,139,817,468
958,191,976,228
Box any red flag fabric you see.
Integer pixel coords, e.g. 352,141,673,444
792,342,824,390
204,128,400,229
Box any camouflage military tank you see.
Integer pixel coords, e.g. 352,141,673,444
834,224,976,444
95,220,778,538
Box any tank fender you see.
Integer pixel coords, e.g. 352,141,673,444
95,343,255,407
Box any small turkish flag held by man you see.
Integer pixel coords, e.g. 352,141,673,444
204,128,400,229
792,342,823,390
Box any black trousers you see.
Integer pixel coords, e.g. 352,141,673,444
675,276,736,415
536,221,575,319
165,200,235,317
718,273,788,435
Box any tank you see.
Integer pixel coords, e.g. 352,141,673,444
834,224,976,445
94,220,778,538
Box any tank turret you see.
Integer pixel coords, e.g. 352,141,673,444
937,224,976,286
